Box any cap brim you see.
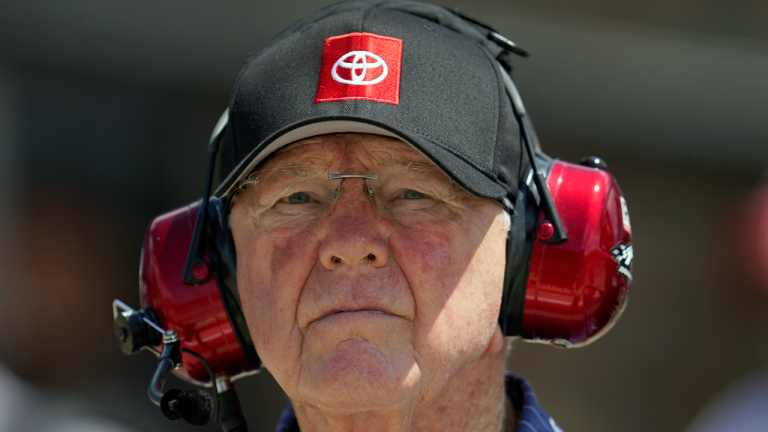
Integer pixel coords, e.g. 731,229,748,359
215,117,507,200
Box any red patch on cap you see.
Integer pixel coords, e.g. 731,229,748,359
315,33,402,105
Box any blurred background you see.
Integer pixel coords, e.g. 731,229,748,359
1,0,767,431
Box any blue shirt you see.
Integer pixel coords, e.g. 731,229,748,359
275,373,564,432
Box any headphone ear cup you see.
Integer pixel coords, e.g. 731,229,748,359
521,160,632,348
139,199,258,384
205,197,261,369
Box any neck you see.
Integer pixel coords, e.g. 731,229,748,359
291,344,512,432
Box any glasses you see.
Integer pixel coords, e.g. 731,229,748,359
235,164,464,231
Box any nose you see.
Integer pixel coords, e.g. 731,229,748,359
317,178,389,270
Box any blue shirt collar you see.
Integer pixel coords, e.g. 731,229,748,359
506,373,564,432
275,373,563,432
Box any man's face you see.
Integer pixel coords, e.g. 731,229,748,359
230,134,508,411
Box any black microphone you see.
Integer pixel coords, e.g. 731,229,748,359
161,389,214,426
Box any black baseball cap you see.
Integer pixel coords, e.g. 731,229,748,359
215,0,525,203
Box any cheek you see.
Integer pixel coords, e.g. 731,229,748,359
392,218,483,312
234,225,320,377
391,216,506,367
392,226,453,297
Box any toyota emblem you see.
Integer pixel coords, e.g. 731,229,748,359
331,51,389,85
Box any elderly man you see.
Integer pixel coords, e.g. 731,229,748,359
116,0,632,431
212,1,563,431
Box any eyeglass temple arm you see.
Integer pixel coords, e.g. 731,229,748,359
499,66,567,244
182,108,229,285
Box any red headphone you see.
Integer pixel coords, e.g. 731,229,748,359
111,8,633,430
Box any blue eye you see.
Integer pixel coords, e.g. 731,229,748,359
402,190,427,199
287,192,311,203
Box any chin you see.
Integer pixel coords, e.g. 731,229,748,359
297,339,421,412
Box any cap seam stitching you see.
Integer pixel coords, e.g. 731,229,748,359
479,43,500,171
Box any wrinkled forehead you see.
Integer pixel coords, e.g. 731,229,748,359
257,133,439,174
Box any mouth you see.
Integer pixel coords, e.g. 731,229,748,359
328,309,387,317
307,309,398,328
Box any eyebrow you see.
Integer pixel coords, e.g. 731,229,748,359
391,161,441,175
248,165,316,182
278,165,313,177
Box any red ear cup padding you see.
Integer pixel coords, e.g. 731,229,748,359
140,202,255,384
522,160,632,347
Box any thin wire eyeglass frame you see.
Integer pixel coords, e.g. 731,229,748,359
235,172,379,200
